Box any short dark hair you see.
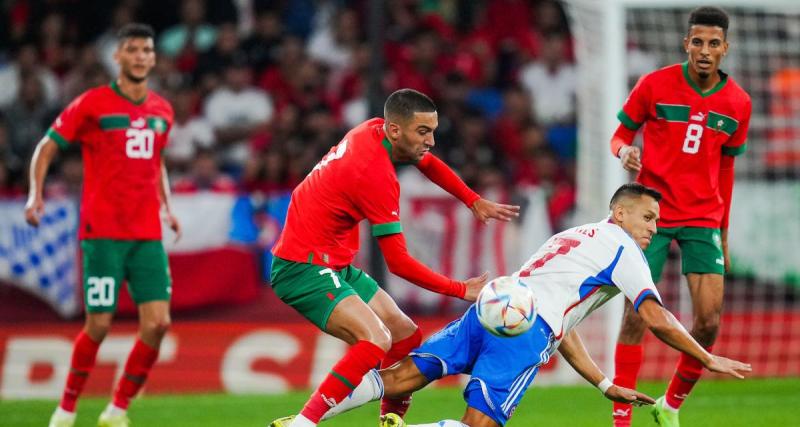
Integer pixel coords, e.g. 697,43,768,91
117,23,155,42
384,89,436,122
609,183,662,210
688,6,729,37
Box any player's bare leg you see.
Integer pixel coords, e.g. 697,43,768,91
100,301,171,427
281,295,391,427
659,273,723,413
612,299,647,426
369,288,421,417
48,312,113,427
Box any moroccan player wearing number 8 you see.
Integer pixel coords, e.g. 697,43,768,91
610,7,751,427
312,183,751,427
25,24,178,427
268,89,520,427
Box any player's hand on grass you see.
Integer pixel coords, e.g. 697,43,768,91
462,271,490,302
470,198,520,224
604,385,656,406
705,354,752,379
24,196,44,227
166,211,182,243
619,146,642,172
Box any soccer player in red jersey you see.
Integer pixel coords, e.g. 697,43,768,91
268,89,520,427
25,24,179,427
608,7,751,427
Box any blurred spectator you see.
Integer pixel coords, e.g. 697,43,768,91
493,85,534,161
390,28,447,97
0,157,22,197
3,72,58,168
258,36,306,111
158,0,218,71
0,42,60,109
307,8,361,74
519,31,576,126
172,148,237,193
62,46,110,103
38,12,72,76
241,147,296,195
95,3,136,76
242,9,284,74
535,1,571,36
165,86,215,173
204,55,273,171
195,22,243,84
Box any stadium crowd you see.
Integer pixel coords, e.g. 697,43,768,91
0,0,579,230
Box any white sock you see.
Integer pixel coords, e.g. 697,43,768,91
663,397,680,413
54,407,76,419
321,368,384,420
102,403,127,417
410,421,468,427
288,414,316,427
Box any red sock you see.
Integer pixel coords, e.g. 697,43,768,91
380,328,422,417
612,343,643,427
664,345,711,410
300,340,386,423
60,331,101,412
111,339,159,410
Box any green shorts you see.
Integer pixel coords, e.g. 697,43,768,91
270,256,380,330
644,226,724,283
81,239,171,313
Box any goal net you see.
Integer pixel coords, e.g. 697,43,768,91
564,0,800,380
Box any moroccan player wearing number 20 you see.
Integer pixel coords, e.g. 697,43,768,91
25,24,179,427
314,183,751,427
268,89,520,427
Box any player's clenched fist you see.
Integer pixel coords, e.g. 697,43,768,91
619,145,642,172
24,196,44,227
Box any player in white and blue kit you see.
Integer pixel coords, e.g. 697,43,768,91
301,184,752,427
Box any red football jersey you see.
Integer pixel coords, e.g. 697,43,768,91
48,82,174,240
618,62,751,228
272,118,405,269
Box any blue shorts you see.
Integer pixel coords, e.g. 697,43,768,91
410,305,556,425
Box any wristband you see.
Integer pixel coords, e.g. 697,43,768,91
597,378,613,394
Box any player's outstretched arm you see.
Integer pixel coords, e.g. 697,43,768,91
637,299,752,378
24,137,59,227
377,233,488,301
558,330,655,406
415,153,520,223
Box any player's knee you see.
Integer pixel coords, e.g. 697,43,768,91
384,312,417,339
370,327,392,352
141,317,171,340
85,315,112,341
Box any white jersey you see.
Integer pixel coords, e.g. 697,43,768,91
514,219,661,341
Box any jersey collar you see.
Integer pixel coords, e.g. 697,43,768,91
682,61,728,97
110,80,148,105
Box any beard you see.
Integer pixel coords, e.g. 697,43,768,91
123,69,148,84
698,71,710,79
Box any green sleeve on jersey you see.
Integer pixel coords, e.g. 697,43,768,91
617,110,642,130
722,144,747,157
372,222,403,237
47,128,70,150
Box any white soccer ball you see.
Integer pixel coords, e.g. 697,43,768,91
476,276,537,337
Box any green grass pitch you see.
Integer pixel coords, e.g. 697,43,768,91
2,378,796,426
